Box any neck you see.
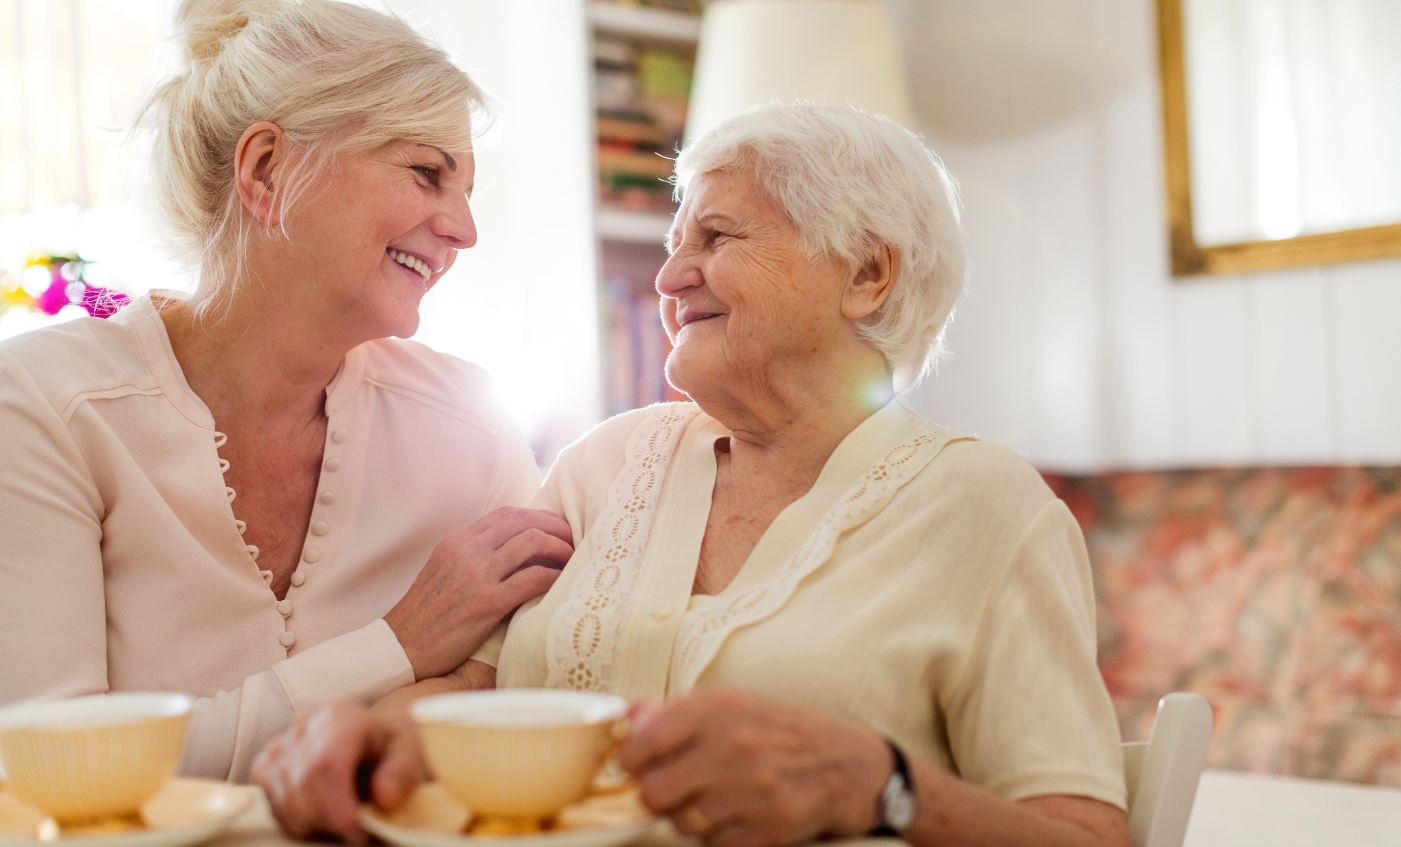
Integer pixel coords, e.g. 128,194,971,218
159,282,350,428
699,347,893,494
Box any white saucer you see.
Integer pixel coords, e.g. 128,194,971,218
0,779,252,847
359,784,658,847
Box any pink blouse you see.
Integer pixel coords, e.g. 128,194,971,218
0,294,539,780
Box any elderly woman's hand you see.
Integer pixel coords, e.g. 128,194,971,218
618,689,891,847
251,702,424,846
386,507,573,680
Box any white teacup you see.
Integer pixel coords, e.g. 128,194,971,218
0,693,191,825
412,689,628,820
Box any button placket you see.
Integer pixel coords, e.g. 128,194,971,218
286,421,344,608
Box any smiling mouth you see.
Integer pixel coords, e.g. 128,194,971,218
681,313,723,328
386,249,432,283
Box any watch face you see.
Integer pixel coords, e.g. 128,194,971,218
887,787,917,831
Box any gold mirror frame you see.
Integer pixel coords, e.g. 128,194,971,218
1157,0,1401,277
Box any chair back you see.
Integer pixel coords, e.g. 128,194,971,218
1121,693,1213,847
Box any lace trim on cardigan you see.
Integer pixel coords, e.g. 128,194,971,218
543,402,700,691
669,420,964,692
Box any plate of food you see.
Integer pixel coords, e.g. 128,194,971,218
358,783,659,847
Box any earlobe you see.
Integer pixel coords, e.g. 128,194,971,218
842,245,899,321
233,121,285,226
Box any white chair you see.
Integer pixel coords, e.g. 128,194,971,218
1122,693,1213,847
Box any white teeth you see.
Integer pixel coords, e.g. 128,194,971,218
388,249,431,281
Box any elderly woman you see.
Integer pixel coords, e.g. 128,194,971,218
0,0,569,780
255,104,1130,847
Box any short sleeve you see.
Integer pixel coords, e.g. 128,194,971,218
940,499,1127,808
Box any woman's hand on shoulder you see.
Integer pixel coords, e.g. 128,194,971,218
386,507,573,680
251,702,424,846
617,689,890,847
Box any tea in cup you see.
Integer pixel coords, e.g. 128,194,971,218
0,692,191,825
411,689,627,820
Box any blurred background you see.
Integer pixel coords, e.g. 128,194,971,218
3,0,1399,818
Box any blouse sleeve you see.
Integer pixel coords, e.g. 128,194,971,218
0,351,413,782
0,350,109,702
938,499,1127,809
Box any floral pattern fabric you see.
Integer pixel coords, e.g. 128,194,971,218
1044,467,1401,786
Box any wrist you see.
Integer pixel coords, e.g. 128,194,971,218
382,610,425,681
834,725,894,836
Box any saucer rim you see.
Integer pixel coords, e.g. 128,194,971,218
357,783,657,847
0,777,252,847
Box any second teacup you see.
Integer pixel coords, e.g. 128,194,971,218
0,692,191,825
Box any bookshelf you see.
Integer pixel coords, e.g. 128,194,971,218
587,0,700,415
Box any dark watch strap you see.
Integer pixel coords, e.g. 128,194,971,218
869,737,915,836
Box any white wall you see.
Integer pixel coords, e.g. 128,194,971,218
891,0,1401,472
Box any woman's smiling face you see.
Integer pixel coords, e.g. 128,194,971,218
655,167,858,403
283,138,477,341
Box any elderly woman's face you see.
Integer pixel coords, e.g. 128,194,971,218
287,139,475,340
657,168,858,400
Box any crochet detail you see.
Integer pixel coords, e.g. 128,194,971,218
543,403,699,691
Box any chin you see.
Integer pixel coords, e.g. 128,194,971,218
364,303,422,341
663,348,713,401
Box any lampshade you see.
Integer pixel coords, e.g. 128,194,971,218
684,0,914,147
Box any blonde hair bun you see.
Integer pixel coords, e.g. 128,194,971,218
176,0,275,63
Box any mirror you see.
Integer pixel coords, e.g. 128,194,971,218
1157,0,1401,276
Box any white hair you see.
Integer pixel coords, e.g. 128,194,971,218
673,103,967,389
139,0,489,318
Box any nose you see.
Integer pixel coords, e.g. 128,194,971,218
655,250,702,297
434,191,477,250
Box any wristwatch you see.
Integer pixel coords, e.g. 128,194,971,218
869,737,916,836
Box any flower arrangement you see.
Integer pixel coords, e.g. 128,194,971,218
0,254,130,319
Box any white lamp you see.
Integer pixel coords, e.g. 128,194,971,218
684,0,914,146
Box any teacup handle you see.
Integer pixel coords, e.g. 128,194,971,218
589,718,632,795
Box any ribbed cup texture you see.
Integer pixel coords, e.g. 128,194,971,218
0,713,188,824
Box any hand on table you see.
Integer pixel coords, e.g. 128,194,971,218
618,689,893,847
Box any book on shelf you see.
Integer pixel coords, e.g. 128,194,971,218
604,276,684,413
592,33,693,213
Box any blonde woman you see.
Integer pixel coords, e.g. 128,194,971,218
257,104,1131,847
0,0,570,781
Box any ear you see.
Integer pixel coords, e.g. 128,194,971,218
233,121,285,226
840,243,899,321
